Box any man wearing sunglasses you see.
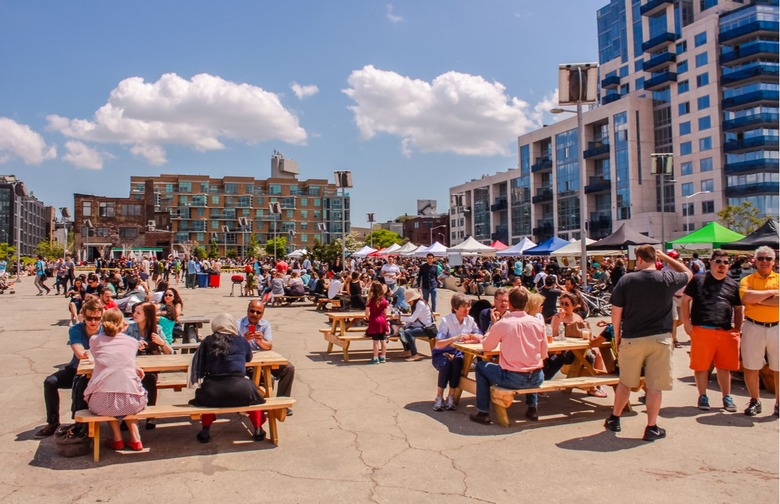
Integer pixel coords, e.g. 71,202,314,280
681,249,743,412
35,298,104,438
739,246,779,417
237,300,296,406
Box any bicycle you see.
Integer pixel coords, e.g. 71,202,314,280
581,289,612,317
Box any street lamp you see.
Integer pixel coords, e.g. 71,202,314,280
430,224,447,246
334,171,352,268
685,190,711,233
269,202,281,263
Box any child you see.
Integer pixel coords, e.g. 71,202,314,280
365,281,390,364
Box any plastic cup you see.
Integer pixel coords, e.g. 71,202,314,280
581,328,591,340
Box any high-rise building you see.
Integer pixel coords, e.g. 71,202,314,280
450,0,778,246
0,175,54,256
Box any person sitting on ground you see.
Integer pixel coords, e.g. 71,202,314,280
432,293,483,412
188,314,267,443
396,289,433,362
470,287,548,424
83,308,148,451
365,282,390,364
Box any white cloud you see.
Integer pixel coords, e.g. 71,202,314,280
47,73,307,165
62,141,113,170
291,82,319,100
0,117,57,165
386,3,403,23
343,65,544,157
532,89,562,124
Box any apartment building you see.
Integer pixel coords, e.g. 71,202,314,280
0,175,55,256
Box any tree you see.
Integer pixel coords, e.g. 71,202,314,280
365,229,406,249
246,234,260,258
310,238,342,263
34,240,64,260
208,239,219,259
265,236,287,259
0,242,15,261
718,201,764,236
193,246,207,260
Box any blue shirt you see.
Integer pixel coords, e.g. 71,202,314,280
67,322,93,370
434,313,482,356
236,316,272,351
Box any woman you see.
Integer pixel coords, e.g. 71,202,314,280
539,275,563,323
83,308,147,451
285,271,306,297
66,277,86,326
189,314,266,443
564,275,589,319
392,278,411,313
609,259,625,292
365,281,390,364
432,293,483,411
397,289,433,362
525,292,546,323
126,301,171,429
349,272,366,310
157,287,184,342
150,281,169,304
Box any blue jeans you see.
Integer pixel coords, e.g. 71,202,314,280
422,287,437,313
432,352,463,390
399,326,425,356
475,361,543,412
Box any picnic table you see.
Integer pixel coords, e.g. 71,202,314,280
178,315,211,343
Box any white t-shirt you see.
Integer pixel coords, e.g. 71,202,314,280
327,279,343,299
381,264,400,284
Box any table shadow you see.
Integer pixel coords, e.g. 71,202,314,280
556,431,647,452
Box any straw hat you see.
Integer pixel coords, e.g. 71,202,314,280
404,289,422,304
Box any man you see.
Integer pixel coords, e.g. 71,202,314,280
417,253,439,312
34,255,51,295
477,287,509,335
605,245,691,441
681,249,743,412
522,260,534,289
63,253,75,292
35,298,103,438
690,252,706,276
99,286,118,310
237,301,296,411
739,246,779,417
84,273,102,297
380,256,401,292
186,256,197,289
470,287,547,424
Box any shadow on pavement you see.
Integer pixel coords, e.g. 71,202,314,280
556,431,647,452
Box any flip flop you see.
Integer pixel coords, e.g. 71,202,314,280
587,386,608,398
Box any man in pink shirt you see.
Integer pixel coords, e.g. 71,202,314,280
470,286,548,425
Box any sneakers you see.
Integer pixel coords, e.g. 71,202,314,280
253,427,266,442
604,415,621,432
469,411,491,425
744,399,762,416
697,394,710,410
378,356,386,364
722,395,737,413
444,396,456,411
34,423,59,439
368,357,380,365
642,425,666,442
433,396,444,412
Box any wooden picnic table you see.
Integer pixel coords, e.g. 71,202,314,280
78,350,288,395
178,315,211,343
325,311,367,336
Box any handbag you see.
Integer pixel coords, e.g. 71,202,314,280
423,323,438,338
54,424,91,458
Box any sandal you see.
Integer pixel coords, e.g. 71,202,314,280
674,341,683,348
587,386,608,398
405,354,424,362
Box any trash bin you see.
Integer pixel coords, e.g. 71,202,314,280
196,273,209,288
209,273,220,288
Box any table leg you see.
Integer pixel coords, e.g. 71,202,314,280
263,367,275,397
454,353,476,403
342,341,350,362
268,411,279,445
93,422,101,463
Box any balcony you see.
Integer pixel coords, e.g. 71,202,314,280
643,51,676,72
490,199,508,212
533,221,554,236
601,75,621,89
722,89,780,109
722,63,780,86
602,93,621,105
723,135,780,153
723,112,780,132
724,158,779,175
642,32,677,53
532,188,553,204
640,0,674,16
584,140,610,159
531,156,552,173
589,212,613,233
584,176,612,194
721,41,779,66
491,227,509,243
725,181,780,198
720,20,780,45
643,71,677,91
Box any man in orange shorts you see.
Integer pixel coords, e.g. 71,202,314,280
681,249,743,412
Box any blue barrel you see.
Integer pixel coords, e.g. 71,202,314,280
196,273,209,288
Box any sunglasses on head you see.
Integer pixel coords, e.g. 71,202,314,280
756,256,774,262
712,258,730,265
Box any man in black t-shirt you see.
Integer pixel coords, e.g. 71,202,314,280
605,245,691,442
681,249,743,413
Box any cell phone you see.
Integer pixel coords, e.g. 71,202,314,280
248,324,256,333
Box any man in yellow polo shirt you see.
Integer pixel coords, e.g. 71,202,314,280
739,246,779,417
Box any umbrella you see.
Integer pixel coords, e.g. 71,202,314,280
669,221,745,248
522,236,569,256
588,222,661,250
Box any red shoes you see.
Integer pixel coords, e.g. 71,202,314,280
104,439,144,451
127,441,144,451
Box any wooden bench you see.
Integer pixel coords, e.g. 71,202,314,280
156,373,188,392
316,298,341,310
319,329,436,362
269,295,309,307
490,375,630,427
74,396,295,462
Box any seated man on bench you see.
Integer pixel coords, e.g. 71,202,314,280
469,286,548,425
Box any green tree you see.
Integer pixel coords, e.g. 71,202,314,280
34,240,64,260
193,246,207,260
311,238,342,263
718,201,764,236
365,229,405,249
246,234,260,258
265,236,287,259
208,239,219,259
0,242,15,261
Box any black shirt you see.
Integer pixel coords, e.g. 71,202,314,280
683,273,741,329
540,287,562,321
611,269,690,338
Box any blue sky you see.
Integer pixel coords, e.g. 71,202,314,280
0,0,605,226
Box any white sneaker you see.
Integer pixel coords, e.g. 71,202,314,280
445,396,456,411
433,396,444,411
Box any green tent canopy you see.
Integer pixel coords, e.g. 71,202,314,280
669,221,745,248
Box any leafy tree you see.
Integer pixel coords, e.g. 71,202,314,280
0,242,15,261
208,239,219,259
34,240,64,260
311,238,342,263
265,236,287,259
193,246,207,260
365,229,405,249
344,231,363,253
718,201,764,236
246,234,260,258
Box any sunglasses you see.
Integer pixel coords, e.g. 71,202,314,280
249,309,264,315
164,293,174,297
756,257,774,262
712,259,730,265
84,316,102,322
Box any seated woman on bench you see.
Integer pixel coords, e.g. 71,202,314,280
189,313,266,443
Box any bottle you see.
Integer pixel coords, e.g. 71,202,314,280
558,322,566,341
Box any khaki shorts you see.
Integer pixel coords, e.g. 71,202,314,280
741,320,780,371
618,333,673,391
672,296,682,322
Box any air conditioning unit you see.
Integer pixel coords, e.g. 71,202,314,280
147,220,156,231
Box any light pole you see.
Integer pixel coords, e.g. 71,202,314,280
334,171,352,268
269,202,281,264
366,212,375,249
430,224,446,246
651,153,676,247
12,181,27,281
685,191,711,233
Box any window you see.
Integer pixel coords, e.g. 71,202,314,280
636,77,644,90
695,52,708,67
702,200,715,214
211,195,220,205
82,201,92,217
681,161,693,175
698,116,711,130
701,179,714,192
680,141,692,155
699,137,712,151
677,80,689,93
694,32,707,47
224,183,238,194
697,95,710,110
678,60,688,74
269,184,282,195
696,73,709,87
676,41,687,55
678,102,690,116
679,121,691,135
300,197,308,207
681,182,694,197
119,227,138,239
700,157,713,172
682,203,694,217
178,182,192,193
98,202,115,218
120,204,142,216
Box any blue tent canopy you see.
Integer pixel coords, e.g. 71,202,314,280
523,236,569,256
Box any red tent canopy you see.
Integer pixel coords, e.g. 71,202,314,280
489,240,508,251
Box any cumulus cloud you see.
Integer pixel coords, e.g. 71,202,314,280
46,73,307,165
531,89,561,124
0,117,57,165
343,65,544,157
62,141,113,170
291,82,319,100
386,3,403,23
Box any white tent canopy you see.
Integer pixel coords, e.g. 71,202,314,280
351,245,378,258
398,242,421,256
414,241,448,257
447,236,496,256
550,238,621,257
286,248,308,259
496,237,537,257
375,243,402,255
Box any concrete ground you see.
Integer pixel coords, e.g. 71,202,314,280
1,274,777,503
